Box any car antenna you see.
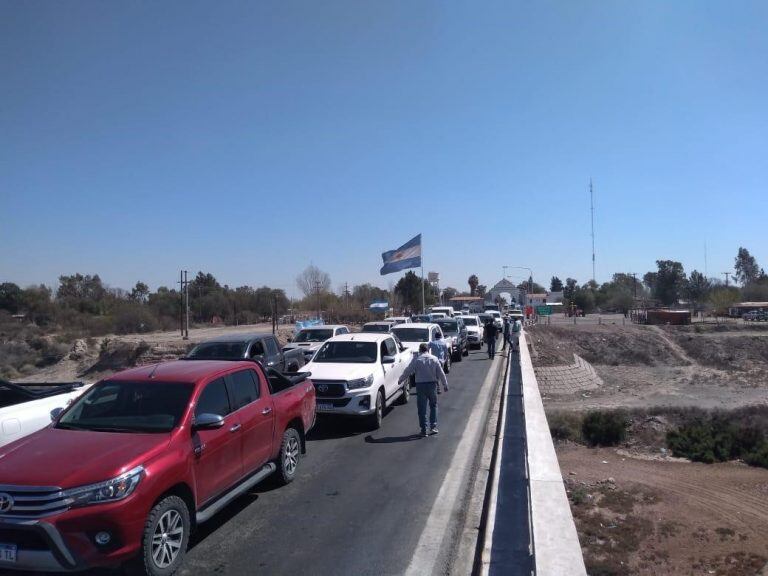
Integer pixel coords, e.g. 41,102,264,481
148,363,161,379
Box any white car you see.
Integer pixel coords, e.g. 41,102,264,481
0,380,89,448
390,323,451,374
385,316,412,325
430,306,455,318
487,310,503,329
284,324,350,362
459,315,484,349
305,333,411,429
361,321,396,333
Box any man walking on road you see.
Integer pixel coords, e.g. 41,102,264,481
510,317,522,353
400,343,449,437
484,319,499,359
502,316,510,350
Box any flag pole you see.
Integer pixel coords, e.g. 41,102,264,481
421,238,425,314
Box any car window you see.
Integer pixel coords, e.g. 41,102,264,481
229,370,260,410
384,338,398,357
380,341,388,359
265,337,279,356
338,327,349,335
249,341,265,358
196,378,231,418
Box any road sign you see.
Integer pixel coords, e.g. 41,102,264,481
536,305,552,316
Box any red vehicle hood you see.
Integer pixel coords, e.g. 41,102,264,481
0,427,172,488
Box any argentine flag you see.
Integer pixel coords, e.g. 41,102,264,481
380,234,422,275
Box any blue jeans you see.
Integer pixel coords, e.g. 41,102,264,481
416,382,438,431
487,337,496,358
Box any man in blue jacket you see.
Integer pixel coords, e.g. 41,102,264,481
400,343,449,437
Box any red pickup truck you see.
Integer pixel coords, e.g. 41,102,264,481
0,359,315,575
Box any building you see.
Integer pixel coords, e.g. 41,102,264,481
728,302,768,317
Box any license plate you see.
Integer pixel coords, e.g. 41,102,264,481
0,544,16,564
316,402,334,412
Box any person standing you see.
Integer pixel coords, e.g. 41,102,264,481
483,319,499,359
502,316,511,350
400,343,449,437
510,317,522,353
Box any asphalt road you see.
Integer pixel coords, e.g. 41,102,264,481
43,347,497,576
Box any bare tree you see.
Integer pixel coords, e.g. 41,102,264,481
296,265,331,297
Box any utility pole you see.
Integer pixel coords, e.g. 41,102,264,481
630,273,638,298
179,270,184,338
184,270,189,339
722,272,730,287
272,292,277,335
315,280,321,321
590,178,596,283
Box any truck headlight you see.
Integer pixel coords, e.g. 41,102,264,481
347,375,374,390
63,466,144,507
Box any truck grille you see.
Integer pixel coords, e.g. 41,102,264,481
312,380,347,398
0,485,70,519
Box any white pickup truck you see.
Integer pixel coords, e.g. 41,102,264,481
0,380,89,448
304,333,411,430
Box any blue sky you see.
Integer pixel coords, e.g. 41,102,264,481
2,1,766,297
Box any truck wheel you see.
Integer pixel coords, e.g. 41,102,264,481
140,495,190,576
399,382,410,405
275,428,302,485
367,390,384,430
454,348,463,362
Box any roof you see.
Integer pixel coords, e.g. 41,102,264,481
108,359,253,383
364,321,395,325
449,296,484,302
299,324,346,330
327,333,394,343
526,293,548,299
392,322,436,329
732,302,768,307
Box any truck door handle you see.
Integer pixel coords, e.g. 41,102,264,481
229,423,241,433
262,407,272,415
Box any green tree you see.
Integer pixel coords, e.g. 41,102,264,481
0,282,23,313
476,284,487,298
709,286,740,318
653,260,687,305
394,271,435,312
442,287,458,302
563,278,578,301
56,274,106,314
130,281,150,303
686,270,711,308
468,274,479,296
734,247,760,286
550,276,563,292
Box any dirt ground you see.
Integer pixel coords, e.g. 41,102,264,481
15,322,296,384
528,323,768,411
558,443,768,576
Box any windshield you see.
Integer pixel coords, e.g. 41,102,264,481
462,318,478,326
313,341,377,363
187,342,246,359
362,324,390,333
295,329,334,342
411,315,431,322
435,321,459,334
57,381,193,433
392,328,429,342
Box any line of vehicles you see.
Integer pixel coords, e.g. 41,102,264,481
0,303,523,575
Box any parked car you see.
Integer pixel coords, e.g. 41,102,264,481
304,333,410,429
187,333,305,372
410,314,434,323
0,360,315,575
361,321,396,333
429,306,455,318
283,325,350,363
390,323,451,374
385,316,412,325
743,310,768,321
430,312,447,319
0,380,89,448
458,315,484,349
433,318,469,361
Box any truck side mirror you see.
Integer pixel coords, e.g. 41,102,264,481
382,355,396,364
50,407,64,422
193,413,225,431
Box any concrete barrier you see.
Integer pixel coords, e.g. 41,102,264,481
519,332,586,575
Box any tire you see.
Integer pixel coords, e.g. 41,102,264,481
367,390,384,430
275,428,302,485
463,344,469,356
139,495,190,576
454,348,462,362
399,382,410,405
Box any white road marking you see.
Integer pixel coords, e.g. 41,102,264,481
405,354,503,576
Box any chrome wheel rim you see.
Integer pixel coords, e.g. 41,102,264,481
151,509,183,568
284,436,300,475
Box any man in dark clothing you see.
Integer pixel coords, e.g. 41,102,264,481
502,317,511,350
483,320,499,359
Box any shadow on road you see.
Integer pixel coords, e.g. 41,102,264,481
363,433,424,444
